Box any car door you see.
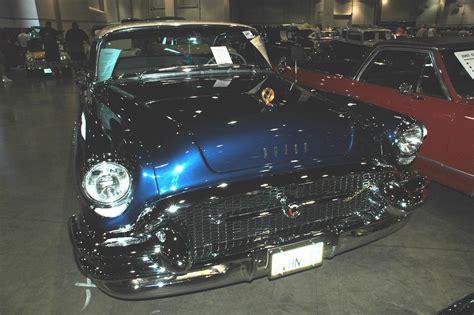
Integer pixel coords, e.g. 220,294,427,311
409,54,454,165
352,48,454,166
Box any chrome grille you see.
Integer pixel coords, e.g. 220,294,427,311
176,171,385,262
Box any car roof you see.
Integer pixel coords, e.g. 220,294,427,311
342,25,391,32
374,36,474,50
96,20,255,39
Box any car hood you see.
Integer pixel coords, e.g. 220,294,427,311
98,72,364,174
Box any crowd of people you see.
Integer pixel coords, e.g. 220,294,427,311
415,24,438,37
1,21,90,83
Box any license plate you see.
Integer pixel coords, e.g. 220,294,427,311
268,240,324,279
43,68,53,74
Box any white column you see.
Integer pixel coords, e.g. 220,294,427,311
322,0,335,29
165,0,175,16
223,0,230,21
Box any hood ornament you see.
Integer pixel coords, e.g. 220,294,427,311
261,87,275,106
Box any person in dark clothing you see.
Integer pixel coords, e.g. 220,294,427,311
416,24,428,38
0,30,12,82
65,22,89,61
40,21,60,61
0,51,12,82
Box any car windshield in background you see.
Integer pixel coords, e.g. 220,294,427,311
97,26,271,81
27,38,44,52
298,29,314,38
363,31,391,41
442,48,474,98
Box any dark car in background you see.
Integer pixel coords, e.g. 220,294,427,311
333,25,393,65
69,20,428,299
24,27,71,75
264,23,337,66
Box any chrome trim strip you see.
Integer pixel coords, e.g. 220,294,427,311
97,21,256,39
418,155,474,179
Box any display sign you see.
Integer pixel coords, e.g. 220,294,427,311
242,30,255,39
210,46,233,65
98,48,122,81
213,79,232,88
454,50,474,80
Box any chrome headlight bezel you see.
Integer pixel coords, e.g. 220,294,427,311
82,161,132,211
394,123,425,158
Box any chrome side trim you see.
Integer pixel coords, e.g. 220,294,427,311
418,155,474,179
96,21,257,39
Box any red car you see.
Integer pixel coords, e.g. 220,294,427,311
285,37,474,195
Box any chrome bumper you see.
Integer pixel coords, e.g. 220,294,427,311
70,213,408,299
69,173,428,300
26,60,70,70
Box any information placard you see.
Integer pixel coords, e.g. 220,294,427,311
210,46,233,65
454,50,474,80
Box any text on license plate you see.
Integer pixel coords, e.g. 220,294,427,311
269,241,324,279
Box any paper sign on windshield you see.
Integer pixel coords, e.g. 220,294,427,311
210,46,233,65
454,50,474,80
243,30,255,39
214,79,232,88
98,48,122,81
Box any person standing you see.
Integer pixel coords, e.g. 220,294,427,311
416,24,428,38
427,26,437,37
17,28,30,57
0,30,12,82
0,51,12,83
65,22,89,63
39,21,61,74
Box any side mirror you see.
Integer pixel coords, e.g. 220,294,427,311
398,82,414,96
277,56,287,74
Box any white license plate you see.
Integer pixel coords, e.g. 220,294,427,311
268,241,324,279
43,68,53,74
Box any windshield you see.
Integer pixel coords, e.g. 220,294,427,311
298,29,314,38
441,48,474,98
363,31,391,41
27,38,43,52
97,25,271,81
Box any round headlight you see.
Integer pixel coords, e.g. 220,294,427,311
395,124,423,157
83,162,131,205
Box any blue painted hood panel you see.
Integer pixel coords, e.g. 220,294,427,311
190,93,354,173
107,72,356,174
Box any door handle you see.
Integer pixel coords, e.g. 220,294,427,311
412,95,424,101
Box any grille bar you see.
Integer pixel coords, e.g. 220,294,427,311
175,171,386,262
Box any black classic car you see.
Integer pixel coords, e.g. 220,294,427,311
24,27,71,75
333,25,393,65
69,20,428,299
264,24,337,66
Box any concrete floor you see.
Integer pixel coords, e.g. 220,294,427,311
0,71,473,315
